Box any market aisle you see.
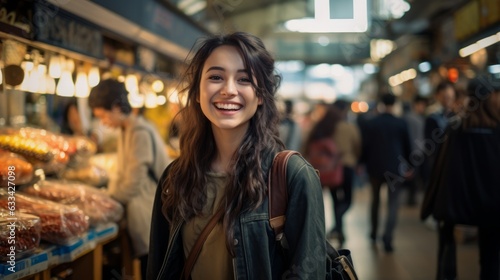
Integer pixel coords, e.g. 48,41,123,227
324,184,480,280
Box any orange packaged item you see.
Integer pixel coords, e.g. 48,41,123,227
23,180,123,226
0,153,34,187
0,209,41,261
0,190,89,245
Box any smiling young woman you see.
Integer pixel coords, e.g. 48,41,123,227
147,32,326,280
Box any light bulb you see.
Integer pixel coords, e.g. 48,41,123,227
145,92,158,108
37,64,47,75
56,70,75,97
88,66,100,87
36,73,47,94
75,71,90,98
125,74,138,92
128,92,144,108
156,95,167,106
65,58,75,73
46,76,56,94
19,69,31,91
49,55,62,78
21,61,34,72
28,68,40,92
151,80,164,92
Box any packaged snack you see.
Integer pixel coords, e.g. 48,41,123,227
0,153,34,187
60,164,108,187
0,210,41,261
0,135,53,163
0,128,73,175
0,190,89,245
23,180,123,227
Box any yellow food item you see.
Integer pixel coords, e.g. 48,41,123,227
0,135,53,162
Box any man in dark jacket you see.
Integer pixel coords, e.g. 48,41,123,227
422,82,456,185
360,93,412,252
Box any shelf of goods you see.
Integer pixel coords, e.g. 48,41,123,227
0,223,118,280
0,127,125,280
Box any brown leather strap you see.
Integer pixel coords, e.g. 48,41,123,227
268,150,300,240
182,207,224,280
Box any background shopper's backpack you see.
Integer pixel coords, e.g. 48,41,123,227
268,150,358,280
305,138,344,188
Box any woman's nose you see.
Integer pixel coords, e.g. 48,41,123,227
221,80,237,96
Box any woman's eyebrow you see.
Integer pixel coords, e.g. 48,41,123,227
206,66,247,73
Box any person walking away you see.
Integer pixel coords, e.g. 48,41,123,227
147,32,326,280
421,75,500,280
360,93,412,252
88,79,171,279
402,95,428,206
278,99,302,151
422,82,456,186
328,100,361,246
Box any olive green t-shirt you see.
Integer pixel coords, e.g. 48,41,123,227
182,172,234,280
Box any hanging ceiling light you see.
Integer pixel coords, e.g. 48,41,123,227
49,55,62,78
125,74,139,93
56,70,75,97
75,70,90,98
19,61,33,91
35,65,47,93
88,66,100,87
45,75,56,94
145,92,158,108
151,79,164,93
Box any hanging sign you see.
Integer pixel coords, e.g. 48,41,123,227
32,1,104,59
0,0,33,38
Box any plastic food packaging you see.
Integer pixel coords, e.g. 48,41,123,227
0,190,89,245
64,136,98,169
0,152,34,187
23,180,123,227
0,210,41,261
60,164,108,187
0,135,53,163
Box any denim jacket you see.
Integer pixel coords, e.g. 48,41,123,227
147,153,326,280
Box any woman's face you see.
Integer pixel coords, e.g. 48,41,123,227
199,45,262,133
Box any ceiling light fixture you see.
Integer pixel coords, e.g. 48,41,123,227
285,0,368,33
459,32,500,57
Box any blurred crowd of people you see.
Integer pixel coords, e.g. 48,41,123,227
278,74,500,280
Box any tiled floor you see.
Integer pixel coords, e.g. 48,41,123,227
323,184,481,280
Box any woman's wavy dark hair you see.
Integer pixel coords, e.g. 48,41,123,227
161,32,283,254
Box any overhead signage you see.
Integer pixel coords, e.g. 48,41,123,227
0,0,33,38
32,1,103,59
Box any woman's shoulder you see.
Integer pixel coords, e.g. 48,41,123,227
284,153,319,183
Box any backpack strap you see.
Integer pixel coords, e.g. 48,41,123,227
268,150,300,241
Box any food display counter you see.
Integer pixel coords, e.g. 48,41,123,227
0,223,118,280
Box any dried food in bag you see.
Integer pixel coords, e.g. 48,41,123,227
0,210,41,261
0,190,89,245
0,152,34,187
60,164,108,187
23,180,123,226
0,135,53,163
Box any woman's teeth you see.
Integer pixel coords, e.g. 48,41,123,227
215,103,241,110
